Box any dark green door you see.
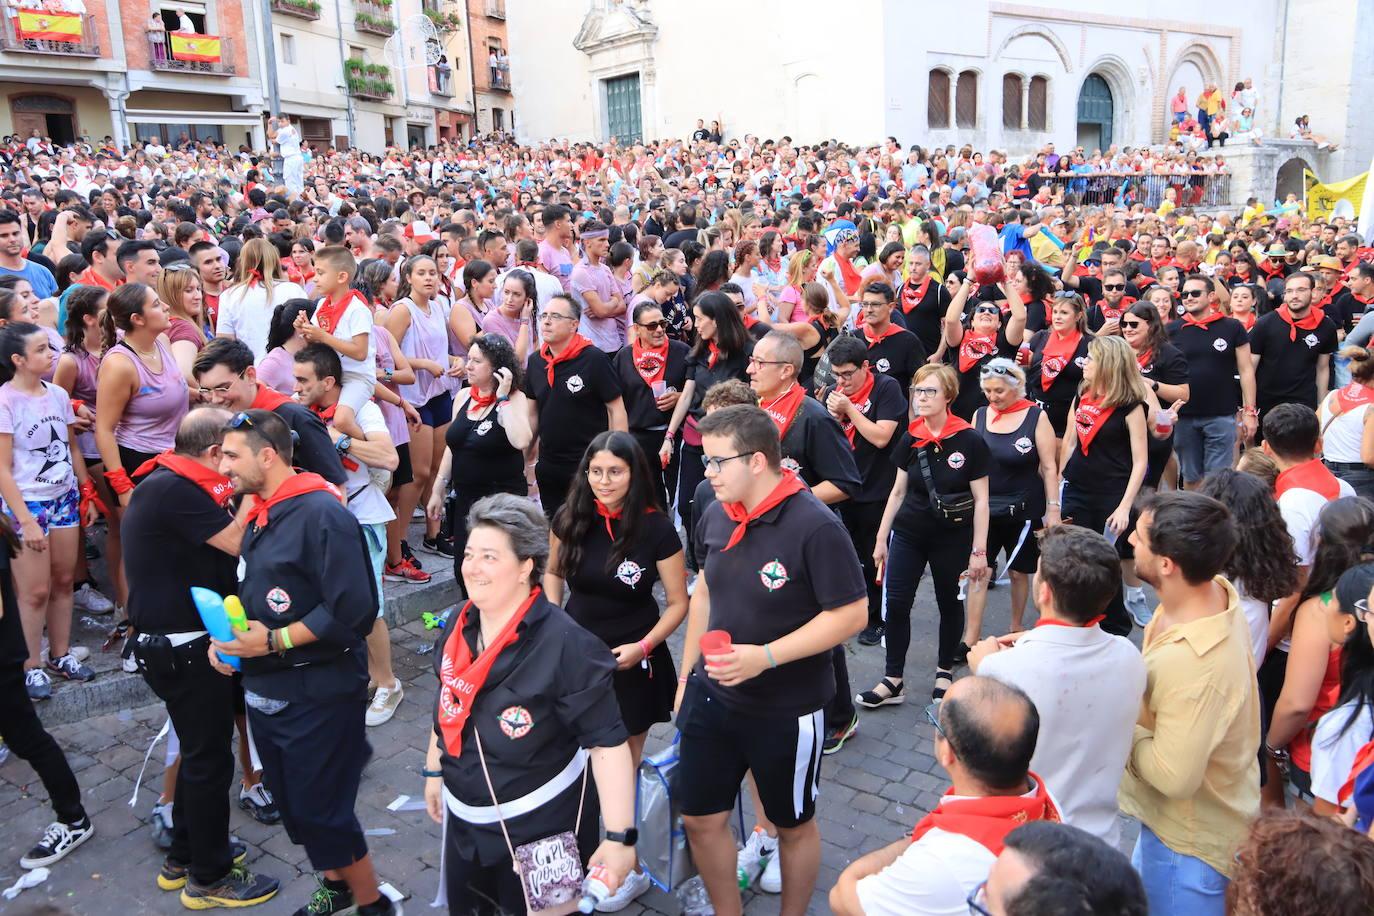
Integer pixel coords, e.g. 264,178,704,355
605,73,642,143
1076,73,1114,150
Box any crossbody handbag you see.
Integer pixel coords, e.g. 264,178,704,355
973,407,1030,518
916,443,976,524
474,730,590,915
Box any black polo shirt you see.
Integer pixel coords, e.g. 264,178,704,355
1166,316,1249,418
1025,330,1092,435
612,339,690,433
239,488,376,703
849,325,926,389
432,594,627,864
684,343,752,421
779,396,861,499
895,277,951,355
1248,310,1338,409
891,427,990,531
274,400,348,485
121,467,238,635
840,372,907,504
524,345,623,466
693,488,866,716
564,510,682,647
1063,399,1145,496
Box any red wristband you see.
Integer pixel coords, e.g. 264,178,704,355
79,479,108,521
70,399,85,414
104,467,134,495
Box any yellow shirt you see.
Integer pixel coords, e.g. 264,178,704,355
1197,90,1223,116
1029,230,1066,268
1156,199,1176,218
1119,577,1260,876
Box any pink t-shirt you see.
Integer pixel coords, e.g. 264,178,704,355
780,285,807,322
255,346,297,395
538,239,574,293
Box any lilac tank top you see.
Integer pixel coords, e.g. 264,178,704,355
103,339,188,454
396,297,450,406
66,346,100,460
371,326,409,447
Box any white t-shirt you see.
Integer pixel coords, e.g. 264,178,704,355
216,280,308,361
1311,699,1374,805
341,401,396,526
276,123,302,158
314,298,376,378
1318,391,1369,464
1234,584,1271,666
0,381,76,501
855,828,995,916
1278,476,1355,651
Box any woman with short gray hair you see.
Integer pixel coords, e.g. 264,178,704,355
423,493,638,913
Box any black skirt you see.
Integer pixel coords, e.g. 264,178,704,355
612,641,677,735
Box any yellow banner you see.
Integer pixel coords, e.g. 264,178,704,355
1304,169,1368,221
169,31,222,63
16,9,82,41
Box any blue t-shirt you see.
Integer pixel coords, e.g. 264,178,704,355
0,260,57,299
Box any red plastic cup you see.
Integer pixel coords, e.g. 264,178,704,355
699,630,732,657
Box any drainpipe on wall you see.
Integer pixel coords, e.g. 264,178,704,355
334,0,357,146
464,1,477,138
260,0,281,114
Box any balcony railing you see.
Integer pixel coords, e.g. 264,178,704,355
0,12,100,56
485,0,505,18
1042,172,1232,209
354,2,394,35
271,0,321,20
429,65,453,96
149,34,235,75
489,67,509,91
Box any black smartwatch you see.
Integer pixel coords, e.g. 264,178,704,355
605,827,638,847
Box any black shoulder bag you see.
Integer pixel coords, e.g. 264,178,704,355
916,443,976,524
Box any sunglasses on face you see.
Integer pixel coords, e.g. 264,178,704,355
1121,319,1145,329
1103,283,1125,291
1181,289,1207,299
637,319,668,331
972,304,1000,315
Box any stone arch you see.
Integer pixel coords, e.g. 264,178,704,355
1077,56,1135,148
994,25,1073,73
1275,156,1313,203
1166,41,1226,91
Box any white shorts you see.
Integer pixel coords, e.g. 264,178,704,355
338,371,376,416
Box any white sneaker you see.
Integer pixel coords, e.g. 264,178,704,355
366,680,404,727
758,838,782,893
736,826,777,890
594,868,651,912
1125,586,1153,629
40,637,89,663
73,583,115,614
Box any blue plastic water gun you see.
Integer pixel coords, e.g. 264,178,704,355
191,587,249,671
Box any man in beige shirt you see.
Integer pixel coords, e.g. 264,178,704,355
1122,491,1260,916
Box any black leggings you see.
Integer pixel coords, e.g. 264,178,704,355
0,662,84,824
678,443,706,571
840,499,886,628
884,517,972,674
1061,484,1132,636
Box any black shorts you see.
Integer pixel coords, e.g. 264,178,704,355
391,441,414,489
986,513,1040,575
118,445,160,482
418,391,454,427
676,679,823,829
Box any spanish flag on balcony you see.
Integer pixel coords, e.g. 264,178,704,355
170,31,222,63
16,9,83,42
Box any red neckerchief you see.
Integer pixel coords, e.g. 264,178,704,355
1074,393,1117,455
467,386,498,413
437,588,542,757
540,334,593,386
73,266,119,291
1035,615,1106,629
958,333,998,373
990,398,1034,424
742,313,760,329
250,384,290,411
901,276,932,314
594,500,621,539
246,269,264,287
908,413,973,447
1099,296,1136,321
1135,348,1154,370
1276,304,1325,341
721,470,807,551
132,452,234,506
1275,458,1343,501
707,341,722,369
245,472,343,527
759,384,807,440
837,254,863,296
910,773,1061,855
863,322,904,347
839,372,876,447
308,403,360,471
1039,329,1082,390
632,340,670,387
764,254,782,274
1181,310,1224,329
1234,310,1256,331
1335,382,1374,415
314,289,366,335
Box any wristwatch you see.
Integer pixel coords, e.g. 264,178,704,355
336,435,352,454
604,827,638,847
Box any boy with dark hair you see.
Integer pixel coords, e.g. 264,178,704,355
296,246,374,446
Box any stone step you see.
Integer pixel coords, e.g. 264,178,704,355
36,532,461,728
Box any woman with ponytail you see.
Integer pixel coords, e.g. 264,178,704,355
254,299,313,395
214,237,306,360
769,279,850,391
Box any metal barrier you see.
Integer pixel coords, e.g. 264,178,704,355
1040,172,1231,209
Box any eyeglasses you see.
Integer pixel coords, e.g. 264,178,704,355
966,880,993,916
1103,283,1126,291
701,452,751,474
925,702,947,740
747,356,790,368
1180,288,1207,299
911,386,941,399
586,466,628,482
1355,599,1371,622
226,410,254,430
101,228,120,241
540,312,578,323
832,366,863,382
637,319,668,331
199,370,246,397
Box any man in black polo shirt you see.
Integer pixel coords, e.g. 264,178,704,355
193,338,347,486
525,292,627,516
677,404,867,916
894,245,950,355
123,408,279,908
1251,271,1337,426
613,300,690,509
850,281,926,388
211,410,396,916
822,335,907,651
1166,273,1257,487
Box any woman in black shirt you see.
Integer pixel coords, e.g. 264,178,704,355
547,431,688,767
1059,335,1149,636
1015,291,1092,438
429,334,533,579
423,495,637,915
941,276,1021,419
862,364,990,706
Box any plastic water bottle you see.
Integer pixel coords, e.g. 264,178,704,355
675,876,714,916
577,865,617,914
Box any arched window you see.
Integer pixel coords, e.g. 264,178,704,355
1002,74,1023,129
956,70,978,128
1029,76,1048,131
928,69,951,129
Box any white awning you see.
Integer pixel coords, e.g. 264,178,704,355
125,109,262,126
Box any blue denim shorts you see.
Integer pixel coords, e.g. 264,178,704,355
2,485,80,535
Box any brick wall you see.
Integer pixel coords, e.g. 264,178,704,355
117,0,249,74
465,0,507,94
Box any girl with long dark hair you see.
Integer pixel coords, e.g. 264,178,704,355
1309,562,1374,816
254,299,313,395
1016,291,1093,438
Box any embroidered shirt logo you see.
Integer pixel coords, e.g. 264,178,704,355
615,559,644,587
497,705,533,739
1213,337,1228,352
265,587,291,615
947,451,966,469
566,374,584,393
875,358,891,373
476,419,493,436
759,559,789,591
1013,436,1033,455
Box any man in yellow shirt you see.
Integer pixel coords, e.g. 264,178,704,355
1122,491,1259,916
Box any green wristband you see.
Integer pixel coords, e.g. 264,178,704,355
764,643,778,668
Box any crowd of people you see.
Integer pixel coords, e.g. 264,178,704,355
0,114,1373,916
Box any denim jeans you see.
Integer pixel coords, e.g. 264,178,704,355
1132,824,1228,916
1175,414,1236,484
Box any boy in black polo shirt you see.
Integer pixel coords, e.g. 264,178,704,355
1251,271,1338,423
676,405,867,916
850,282,926,388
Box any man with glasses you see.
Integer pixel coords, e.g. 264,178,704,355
613,301,690,509
850,281,927,388
677,404,866,916
191,338,346,486
523,292,626,517
967,822,1146,916
1249,271,1337,431
73,228,124,291
1061,245,1139,310
830,677,1057,916
1166,274,1257,486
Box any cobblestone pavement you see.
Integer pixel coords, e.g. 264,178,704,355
0,567,1143,915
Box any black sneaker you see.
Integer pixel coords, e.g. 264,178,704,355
857,623,884,646
180,865,280,910
822,712,858,756
238,783,281,825
421,535,455,558
292,875,355,916
157,839,248,891
400,539,423,571
951,641,972,668
357,895,400,915
20,815,94,868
